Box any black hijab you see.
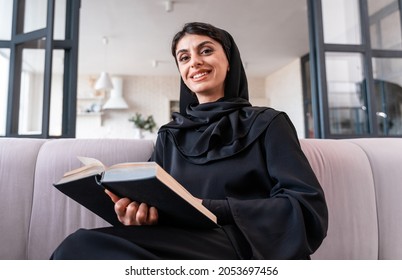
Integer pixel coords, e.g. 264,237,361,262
159,25,279,164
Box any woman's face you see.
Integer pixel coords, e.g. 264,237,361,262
175,34,229,104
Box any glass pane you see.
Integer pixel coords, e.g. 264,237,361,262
18,45,45,135
303,58,315,138
24,0,47,33
49,50,65,136
54,0,66,40
322,0,362,44
372,58,402,136
325,52,369,135
0,0,13,40
368,0,402,50
0,49,10,136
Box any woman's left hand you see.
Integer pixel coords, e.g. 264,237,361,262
105,189,159,226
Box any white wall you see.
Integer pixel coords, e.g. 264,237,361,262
76,75,179,139
248,77,269,106
265,58,305,138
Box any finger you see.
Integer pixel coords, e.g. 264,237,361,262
136,203,150,224
114,197,132,216
125,201,140,218
104,189,120,203
147,206,158,225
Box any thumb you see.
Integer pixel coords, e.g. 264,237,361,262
104,189,120,203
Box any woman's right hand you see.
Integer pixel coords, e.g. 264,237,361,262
105,189,159,226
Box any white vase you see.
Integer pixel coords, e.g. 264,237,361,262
134,128,144,139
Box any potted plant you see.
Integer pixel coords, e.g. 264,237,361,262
128,113,156,138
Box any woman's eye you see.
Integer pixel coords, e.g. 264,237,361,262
178,55,189,62
201,48,213,55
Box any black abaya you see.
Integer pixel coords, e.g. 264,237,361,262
51,225,249,260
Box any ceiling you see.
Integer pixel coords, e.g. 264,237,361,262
78,0,310,77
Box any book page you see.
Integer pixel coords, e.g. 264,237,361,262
77,156,105,167
56,157,106,184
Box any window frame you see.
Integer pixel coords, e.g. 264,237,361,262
1,0,80,138
307,0,402,138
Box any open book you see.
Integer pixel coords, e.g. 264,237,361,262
54,157,218,228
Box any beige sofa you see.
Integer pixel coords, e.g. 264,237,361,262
0,137,401,260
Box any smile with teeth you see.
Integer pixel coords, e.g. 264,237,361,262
192,71,209,79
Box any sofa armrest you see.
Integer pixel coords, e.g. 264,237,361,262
0,138,46,259
27,138,154,259
301,139,378,259
350,138,402,259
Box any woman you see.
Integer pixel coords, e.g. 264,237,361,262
51,22,328,260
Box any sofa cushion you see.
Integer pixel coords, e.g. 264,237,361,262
27,138,154,259
301,139,378,259
350,138,402,259
0,138,46,259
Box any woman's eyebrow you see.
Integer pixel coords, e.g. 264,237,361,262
176,40,215,56
198,40,215,48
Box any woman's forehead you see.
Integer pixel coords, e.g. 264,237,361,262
176,34,220,50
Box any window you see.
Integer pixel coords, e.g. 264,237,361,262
322,0,362,44
0,49,10,136
307,0,402,138
325,52,369,135
372,57,402,135
0,0,80,138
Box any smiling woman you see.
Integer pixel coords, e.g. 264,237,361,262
51,22,328,260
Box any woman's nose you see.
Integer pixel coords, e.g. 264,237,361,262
190,54,203,68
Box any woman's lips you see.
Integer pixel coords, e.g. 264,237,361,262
191,71,211,80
